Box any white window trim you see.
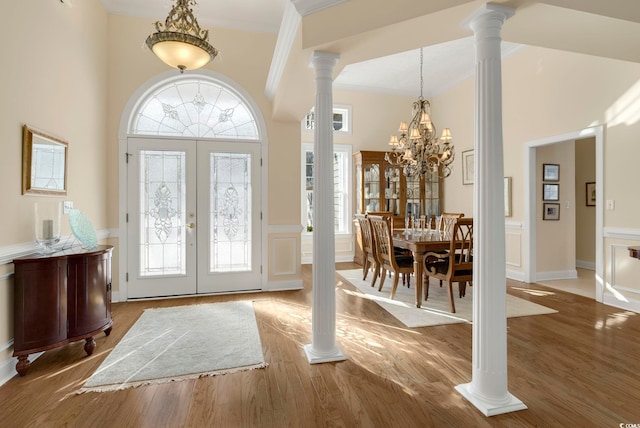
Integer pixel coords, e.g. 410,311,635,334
301,143,352,235
301,104,352,136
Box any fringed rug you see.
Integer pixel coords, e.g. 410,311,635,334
338,269,557,328
78,301,267,393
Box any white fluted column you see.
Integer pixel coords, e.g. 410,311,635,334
304,51,346,364
455,4,526,416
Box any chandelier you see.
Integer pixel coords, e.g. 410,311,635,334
385,48,454,179
145,0,218,73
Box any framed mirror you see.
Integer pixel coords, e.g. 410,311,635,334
22,125,68,195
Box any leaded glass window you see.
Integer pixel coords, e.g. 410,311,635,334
131,78,259,139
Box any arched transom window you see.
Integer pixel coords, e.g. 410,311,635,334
131,78,259,139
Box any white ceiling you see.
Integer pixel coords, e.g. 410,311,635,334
100,0,522,97
100,0,289,34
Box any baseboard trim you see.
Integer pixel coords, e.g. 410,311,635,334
603,293,640,313
536,270,578,281
576,260,596,270
265,279,303,292
506,269,525,282
0,351,44,387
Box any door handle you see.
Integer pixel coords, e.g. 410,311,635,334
186,222,195,229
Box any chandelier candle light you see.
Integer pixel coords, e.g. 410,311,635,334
385,47,455,179
145,0,218,73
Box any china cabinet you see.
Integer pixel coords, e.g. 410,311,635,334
353,150,442,264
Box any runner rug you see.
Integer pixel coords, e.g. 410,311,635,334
337,269,557,328
78,301,267,393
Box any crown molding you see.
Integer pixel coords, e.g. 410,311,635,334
291,0,348,16
265,2,301,100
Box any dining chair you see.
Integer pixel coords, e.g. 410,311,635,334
432,212,464,288
423,217,473,313
439,212,464,236
368,215,414,299
355,214,380,287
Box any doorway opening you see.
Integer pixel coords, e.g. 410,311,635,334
524,126,604,302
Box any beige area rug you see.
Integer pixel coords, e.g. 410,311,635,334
78,301,267,393
337,269,557,328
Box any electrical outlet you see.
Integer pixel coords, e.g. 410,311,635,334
63,201,74,214
606,200,615,210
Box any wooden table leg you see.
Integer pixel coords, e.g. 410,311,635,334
413,252,426,308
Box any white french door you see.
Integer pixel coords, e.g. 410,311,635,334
196,141,261,293
127,137,261,299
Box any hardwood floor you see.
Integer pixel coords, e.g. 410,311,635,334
2,262,639,427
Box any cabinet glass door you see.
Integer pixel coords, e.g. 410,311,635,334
364,164,380,212
384,166,401,216
406,174,421,218
425,170,440,218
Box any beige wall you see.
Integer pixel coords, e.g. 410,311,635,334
0,0,108,367
1,0,108,246
575,138,596,266
434,45,640,297
536,142,576,274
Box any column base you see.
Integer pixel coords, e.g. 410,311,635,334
455,383,527,416
303,344,346,364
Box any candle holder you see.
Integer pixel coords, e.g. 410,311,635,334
34,202,62,254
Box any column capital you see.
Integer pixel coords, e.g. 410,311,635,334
464,3,514,31
309,51,340,70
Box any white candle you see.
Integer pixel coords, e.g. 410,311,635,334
43,219,53,240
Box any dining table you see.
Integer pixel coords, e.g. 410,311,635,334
392,229,451,308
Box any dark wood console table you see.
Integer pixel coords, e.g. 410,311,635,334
12,245,113,376
629,246,640,260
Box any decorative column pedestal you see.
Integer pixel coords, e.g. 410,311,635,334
455,4,527,416
304,51,346,364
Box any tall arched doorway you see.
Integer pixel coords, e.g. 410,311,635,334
118,71,268,299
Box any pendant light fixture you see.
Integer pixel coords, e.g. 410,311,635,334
386,47,455,179
145,0,218,73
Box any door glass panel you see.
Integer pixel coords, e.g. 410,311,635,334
139,150,187,276
210,153,252,272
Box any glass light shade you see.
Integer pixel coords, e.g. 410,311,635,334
441,128,452,141
34,201,62,254
399,121,409,133
389,135,398,146
419,112,431,125
151,40,212,71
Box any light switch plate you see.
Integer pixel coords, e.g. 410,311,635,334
63,201,74,214
606,200,615,210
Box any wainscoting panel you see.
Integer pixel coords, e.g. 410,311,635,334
271,237,297,276
266,225,303,292
506,232,522,268
602,229,640,313
609,244,640,296
301,233,354,264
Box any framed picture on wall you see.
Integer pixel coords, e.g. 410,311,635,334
543,183,559,201
543,163,560,181
586,182,596,206
543,203,560,220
